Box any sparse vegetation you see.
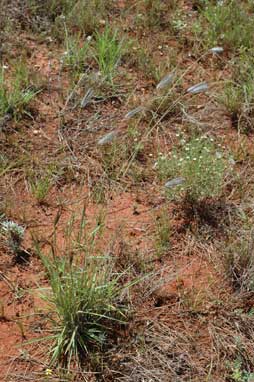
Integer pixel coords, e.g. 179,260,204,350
137,0,177,30
2,1,254,382
28,0,110,35
195,0,254,50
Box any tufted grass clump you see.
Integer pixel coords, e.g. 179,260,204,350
39,253,129,368
224,229,254,292
93,26,124,83
30,176,52,204
219,81,254,133
157,135,228,203
219,50,254,133
134,0,178,31
62,29,90,74
0,62,38,121
34,209,134,369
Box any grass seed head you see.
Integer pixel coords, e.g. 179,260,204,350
156,73,174,90
98,131,118,145
187,82,208,94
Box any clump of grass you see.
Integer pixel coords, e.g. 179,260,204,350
39,254,128,368
219,50,254,133
148,91,182,121
101,140,128,181
154,207,171,258
224,229,254,292
62,29,90,74
157,135,228,203
0,62,38,121
35,210,132,368
137,0,177,29
1,220,25,254
128,45,156,79
219,81,254,133
65,0,108,34
93,26,124,83
30,176,52,204
195,0,254,50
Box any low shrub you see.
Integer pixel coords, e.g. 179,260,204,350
157,135,228,203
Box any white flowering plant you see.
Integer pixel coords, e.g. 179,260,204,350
157,136,229,202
